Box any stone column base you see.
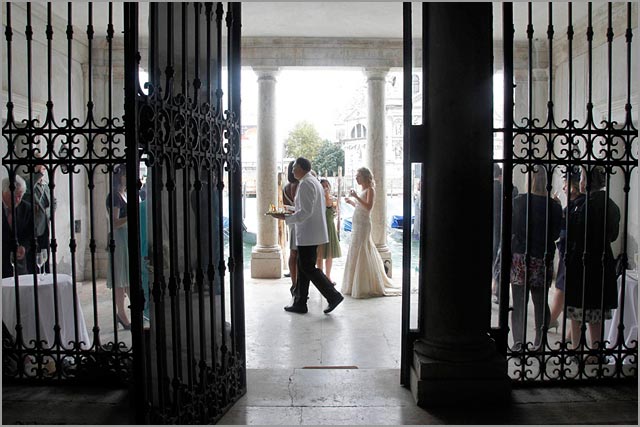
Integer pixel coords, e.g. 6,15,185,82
251,247,283,279
410,351,511,407
376,245,393,278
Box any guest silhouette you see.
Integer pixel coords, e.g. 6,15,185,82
106,165,131,330
549,167,584,332
341,167,400,298
2,175,34,278
565,166,620,362
282,160,299,295
316,179,341,284
510,167,562,351
272,157,344,314
21,163,54,273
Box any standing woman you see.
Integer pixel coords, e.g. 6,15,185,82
341,167,400,298
565,166,620,362
106,165,131,330
316,179,342,284
510,167,562,351
549,167,584,331
283,161,299,295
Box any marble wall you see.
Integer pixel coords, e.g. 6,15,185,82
550,2,638,266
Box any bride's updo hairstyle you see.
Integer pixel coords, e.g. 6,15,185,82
357,167,375,188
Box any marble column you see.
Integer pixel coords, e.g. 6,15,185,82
365,67,392,277
410,3,510,407
251,67,283,279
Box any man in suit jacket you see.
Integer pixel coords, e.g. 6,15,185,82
2,175,35,278
273,157,343,314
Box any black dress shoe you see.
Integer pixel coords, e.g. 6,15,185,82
323,294,344,314
284,305,308,314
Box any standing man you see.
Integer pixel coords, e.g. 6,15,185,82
273,157,344,314
2,175,34,277
21,164,54,272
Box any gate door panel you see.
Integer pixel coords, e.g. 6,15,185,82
130,2,246,423
2,1,133,386
494,2,638,384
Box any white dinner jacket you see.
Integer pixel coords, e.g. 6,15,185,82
285,172,329,247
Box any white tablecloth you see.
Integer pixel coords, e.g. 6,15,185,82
606,270,638,351
2,274,90,349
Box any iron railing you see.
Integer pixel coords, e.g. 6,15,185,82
2,1,132,385
2,2,245,423
495,2,638,383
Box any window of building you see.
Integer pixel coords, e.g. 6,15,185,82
350,123,367,139
393,119,403,136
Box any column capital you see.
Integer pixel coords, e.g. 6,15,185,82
364,67,389,81
253,66,280,81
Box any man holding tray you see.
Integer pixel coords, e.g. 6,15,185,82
271,157,344,314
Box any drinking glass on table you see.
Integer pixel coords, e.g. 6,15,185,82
36,249,48,281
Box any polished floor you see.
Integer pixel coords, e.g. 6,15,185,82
243,269,404,370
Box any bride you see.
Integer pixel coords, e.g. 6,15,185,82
341,167,401,298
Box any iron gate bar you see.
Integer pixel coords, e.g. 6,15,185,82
25,3,46,371
615,1,636,376
596,3,614,372
498,1,515,355
122,3,144,423
576,3,594,376
182,2,194,392
4,3,26,372
229,1,246,381
195,2,209,396
148,2,167,409
400,1,412,388
557,2,573,377
208,2,225,370
66,2,82,358
86,1,102,351
537,3,554,380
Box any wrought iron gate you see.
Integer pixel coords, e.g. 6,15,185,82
401,2,637,386
129,2,245,423
2,1,133,385
2,1,245,423
494,2,638,383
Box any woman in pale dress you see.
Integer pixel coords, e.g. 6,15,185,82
341,167,400,298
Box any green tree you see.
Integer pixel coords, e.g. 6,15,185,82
314,140,345,177
284,121,324,162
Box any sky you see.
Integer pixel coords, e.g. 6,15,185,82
241,68,369,143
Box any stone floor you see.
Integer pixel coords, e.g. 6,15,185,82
244,271,404,370
218,369,637,425
2,265,638,424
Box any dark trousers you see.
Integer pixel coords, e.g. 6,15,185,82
293,245,341,307
511,283,550,349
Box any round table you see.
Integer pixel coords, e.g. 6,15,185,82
2,274,90,349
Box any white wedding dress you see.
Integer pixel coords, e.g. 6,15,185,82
341,190,401,298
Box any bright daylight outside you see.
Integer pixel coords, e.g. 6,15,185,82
239,68,418,276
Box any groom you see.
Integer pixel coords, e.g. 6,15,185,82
273,157,344,314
